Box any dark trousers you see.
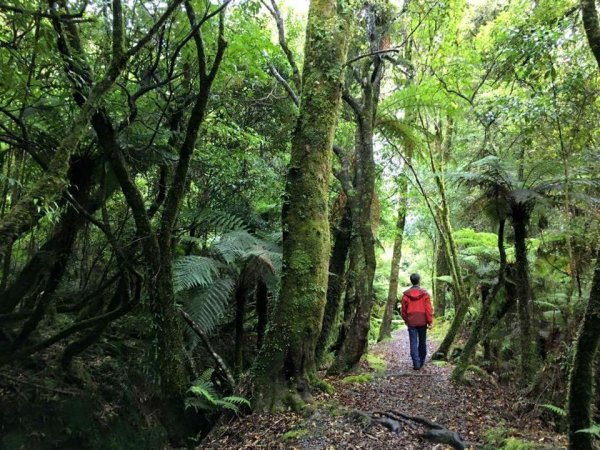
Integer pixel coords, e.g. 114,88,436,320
407,326,427,368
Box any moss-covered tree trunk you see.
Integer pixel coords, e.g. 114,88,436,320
252,0,350,409
0,155,99,314
329,1,389,371
331,226,362,356
567,250,600,450
316,201,352,364
331,114,377,371
568,6,600,443
378,175,408,342
434,233,449,317
428,120,469,359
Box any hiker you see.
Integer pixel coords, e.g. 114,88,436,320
400,273,433,370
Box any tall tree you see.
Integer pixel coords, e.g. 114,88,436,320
566,2,600,448
252,0,351,408
330,0,391,372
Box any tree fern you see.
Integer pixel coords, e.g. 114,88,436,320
212,230,262,264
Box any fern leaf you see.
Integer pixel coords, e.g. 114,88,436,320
183,277,235,339
173,256,222,292
576,424,600,437
541,403,566,417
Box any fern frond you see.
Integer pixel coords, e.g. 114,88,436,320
576,424,600,437
376,115,423,151
541,403,566,417
212,230,262,264
173,256,222,292
192,209,248,234
183,277,235,338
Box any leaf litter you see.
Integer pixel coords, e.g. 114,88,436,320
203,330,566,449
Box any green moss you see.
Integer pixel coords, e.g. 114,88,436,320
288,249,313,274
282,428,309,441
431,360,448,367
483,424,538,450
364,354,387,374
284,391,306,412
311,377,335,394
341,373,373,384
483,424,511,446
502,438,538,450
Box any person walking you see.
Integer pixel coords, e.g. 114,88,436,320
400,273,433,370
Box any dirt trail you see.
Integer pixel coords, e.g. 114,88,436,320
203,329,565,449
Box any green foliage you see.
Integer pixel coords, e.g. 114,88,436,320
576,424,600,438
483,424,538,450
173,256,222,292
541,403,566,417
282,428,310,441
341,374,374,384
364,353,387,374
185,369,250,414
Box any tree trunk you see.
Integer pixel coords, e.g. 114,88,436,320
256,280,268,350
511,206,536,380
331,227,362,355
252,0,350,409
331,105,376,372
378,176,408,341
425,118,469,358
581,0,600,69
0,156,100,314
453,219,506,381
329,2,389,371
434,233,449,317
235,284,247,373
567,250,600,450
570,4,600,445
316,201,352,364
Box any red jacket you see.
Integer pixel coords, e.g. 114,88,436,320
401,286,433,327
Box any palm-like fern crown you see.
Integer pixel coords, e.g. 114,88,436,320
174,210,282,344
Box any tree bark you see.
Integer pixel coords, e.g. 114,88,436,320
567,250,600,450
256,280,268,350
252,0,350,409
581,0,600,69
316,201,352,364
330,2,388,372
234,284,247,373
378,176,408,341
434,233,449,317
511,205,536,380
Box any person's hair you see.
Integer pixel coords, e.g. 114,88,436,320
410,273,421,286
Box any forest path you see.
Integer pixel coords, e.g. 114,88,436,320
203,329,565,449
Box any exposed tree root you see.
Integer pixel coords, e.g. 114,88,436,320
370,409,468,450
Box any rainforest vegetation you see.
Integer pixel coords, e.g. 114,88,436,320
0,0,599,448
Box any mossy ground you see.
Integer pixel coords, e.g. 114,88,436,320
341,373,374,384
